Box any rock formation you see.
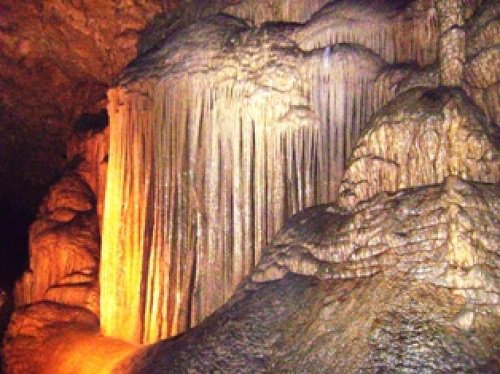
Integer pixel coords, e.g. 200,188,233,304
338,87,499,208
2,0,499,373
118,178,500,373
3,124,109,373
101,2,437,343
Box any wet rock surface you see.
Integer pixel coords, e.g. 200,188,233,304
2,302,99,374
119,178,499,373
2,125,108,373
14,173,100,316
338,87,499,208
2,1,499,373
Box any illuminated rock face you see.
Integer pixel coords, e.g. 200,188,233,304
14,174,100,315
2,0,499,373
100,8,407,343
118,178,500,373
338,87,499,208
100,0,499,346
109,1,499,369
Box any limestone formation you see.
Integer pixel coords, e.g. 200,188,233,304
1,1,499,373
101,10,396,343
14,173,100,316
116,178,499,373
338,87,499,208
224,0,331,25
256,177,500,295
67,121,109,229
293,0,439,65
2,302,99,374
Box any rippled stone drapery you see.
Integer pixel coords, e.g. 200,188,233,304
100,22,388,343
102,73,325,343
437,0,466,85
100,1,444,344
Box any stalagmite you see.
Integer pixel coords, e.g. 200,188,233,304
2,1,500,373
338,87,500,208
14,174,100,315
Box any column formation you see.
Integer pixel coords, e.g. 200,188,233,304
436,0,465,86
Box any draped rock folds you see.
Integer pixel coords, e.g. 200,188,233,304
2,0,499,373
101,4,422,343
108,1,498,370
255,176,500,302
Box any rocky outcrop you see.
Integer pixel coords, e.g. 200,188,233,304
109,2,499,369
14,174,100,316
2,1,499,373
116,178,499,373
0,0,164,225
3,124,108,374
100,3,407,342
256,177,500,295
224,0,331,25
293,0,440,65
338,87,499,208
2,302,99,374
67,117,109,229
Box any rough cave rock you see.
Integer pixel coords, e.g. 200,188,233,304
2,0,499,373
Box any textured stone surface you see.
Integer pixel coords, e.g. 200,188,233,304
2,1,499,373
0,0,164,221
101,10,390,343
14,173,100,316
293,0,439,65
67,120,109,229
2,302,99,374
256,177,500,295
117,178,499,373
339,87,499,208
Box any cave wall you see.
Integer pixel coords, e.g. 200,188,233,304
1,0,498,372
99,0,457,344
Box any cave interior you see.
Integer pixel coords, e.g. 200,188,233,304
0,0,499,373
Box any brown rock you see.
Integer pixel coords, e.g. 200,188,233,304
44,175,96,214
15,174,100,315
338,87,499,208
293,0,439,66
2,302,99,374
117,178,500,373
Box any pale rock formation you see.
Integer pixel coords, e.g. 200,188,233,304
437,0,466,86
465,0,500,124
293,0,439,65
117,177,500,373
101,13,389,343
255,177,500,300
2,1,499,373
67,122,109,229
3,125,109,374
224,0,331,25
338,87,499,208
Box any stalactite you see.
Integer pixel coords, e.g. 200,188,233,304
101,16,389,344
302,44,385,203
437,0,466,86
224,0,331,25
293,0,439,66
102,70,325,343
